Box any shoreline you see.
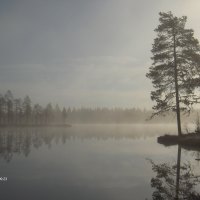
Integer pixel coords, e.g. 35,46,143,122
157,133,200,147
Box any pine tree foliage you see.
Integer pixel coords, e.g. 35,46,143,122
147,12,200,118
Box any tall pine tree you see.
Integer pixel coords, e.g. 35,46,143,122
146,12,200,136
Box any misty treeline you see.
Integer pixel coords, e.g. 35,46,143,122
67,107,199,124
0,90,67,126
0,90,199,125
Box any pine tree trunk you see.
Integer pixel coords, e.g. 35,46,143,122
175,145,181,199
173,33,182,136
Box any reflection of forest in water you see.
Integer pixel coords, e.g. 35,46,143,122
2,126,200,199
0,125,164,162
149,145,200,200
0,128,68,162
0,128,85,162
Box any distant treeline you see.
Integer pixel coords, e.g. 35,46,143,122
67,107,150,123
67,107,199,124
0,90,67,126
0,90,199,125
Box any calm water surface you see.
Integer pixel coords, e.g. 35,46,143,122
0,124,199,200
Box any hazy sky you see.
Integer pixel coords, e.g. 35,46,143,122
1,0,200,108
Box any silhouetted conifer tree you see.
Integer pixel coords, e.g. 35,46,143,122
62,107,67,124
23,96,32,124
147,12,200,135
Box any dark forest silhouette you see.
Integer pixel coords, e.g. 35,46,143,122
1,90,200,125
0,90,68,126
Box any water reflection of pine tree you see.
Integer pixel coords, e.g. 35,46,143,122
148,146,200,199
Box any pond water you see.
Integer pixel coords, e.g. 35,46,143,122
0,124,199,200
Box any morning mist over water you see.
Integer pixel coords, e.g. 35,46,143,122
1,1,200,200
